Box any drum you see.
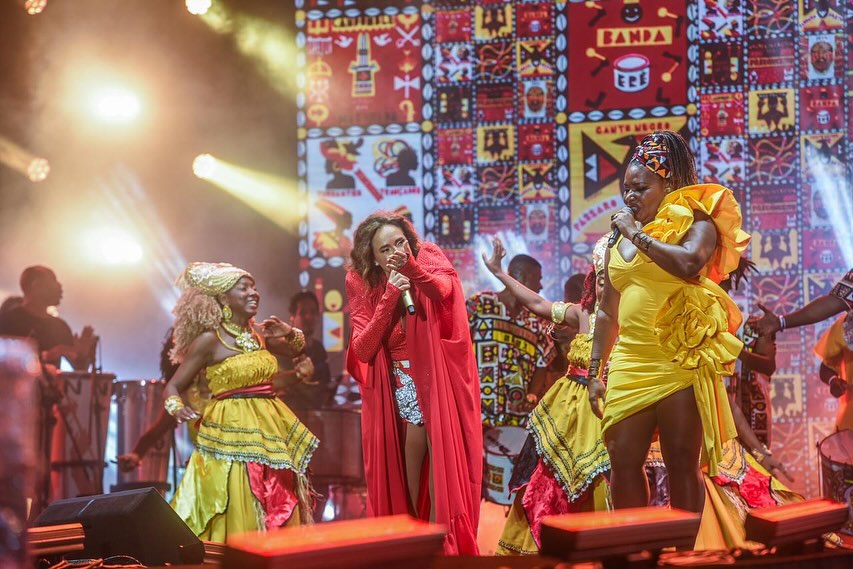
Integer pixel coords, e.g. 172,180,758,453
483,426,528,506
298,408,364,483
613,53,650,93
113,379,170,490
818,429,853,534
50,371,115,499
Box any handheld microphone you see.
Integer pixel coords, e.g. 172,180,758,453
608,206,637,248
607,226,620,248
401,289,416,315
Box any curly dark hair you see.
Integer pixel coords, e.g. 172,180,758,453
579,267,597,313
632,130,698,191
349,212,421,288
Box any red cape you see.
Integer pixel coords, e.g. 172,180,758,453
346,243,482,555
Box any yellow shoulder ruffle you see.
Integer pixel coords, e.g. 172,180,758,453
641,184,751,284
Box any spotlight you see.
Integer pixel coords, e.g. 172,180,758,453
192,154,217,179
84,227,143,265
186,0,212,16
90,87,141,124
27,158,50,182
24,0,47,15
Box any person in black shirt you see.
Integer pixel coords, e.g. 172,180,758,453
279,291,333,410
0,266,97,370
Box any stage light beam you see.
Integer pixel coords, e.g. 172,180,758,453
0,135,50,183
193,154,218,179
83,227,144,265
89,87,141,124
193,154,303,230
24,0,47,15
27,158,50,182
186,0,212,16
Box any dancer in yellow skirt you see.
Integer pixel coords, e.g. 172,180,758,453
483,236,611,555
588,131,750,532
165,262,318,542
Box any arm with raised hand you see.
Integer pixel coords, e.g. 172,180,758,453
611,207,717,280
481,236,584,328
389,243,453,302
346,271,407,363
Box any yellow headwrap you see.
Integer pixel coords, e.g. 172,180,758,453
177,262,251,296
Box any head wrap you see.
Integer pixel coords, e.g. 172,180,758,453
592,234,609,275
177,262,251,296
631,132,672,179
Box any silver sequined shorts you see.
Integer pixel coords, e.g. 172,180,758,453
392,361,424,426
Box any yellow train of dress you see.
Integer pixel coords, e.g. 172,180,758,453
171,350,318,541
603,184,750,475
696,441,805,550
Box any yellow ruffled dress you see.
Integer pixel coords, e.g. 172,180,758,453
497,316,611,555
171,350,318,542
603,184,750,474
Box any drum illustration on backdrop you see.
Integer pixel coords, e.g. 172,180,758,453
613,54,650,93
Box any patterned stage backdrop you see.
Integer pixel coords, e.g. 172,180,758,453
295,0,852,497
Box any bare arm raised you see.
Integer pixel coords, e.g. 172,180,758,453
481,236,585,329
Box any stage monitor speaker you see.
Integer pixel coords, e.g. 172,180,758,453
223,514,446,569
744,498,849,547
541,506,701,564
34,487,204,566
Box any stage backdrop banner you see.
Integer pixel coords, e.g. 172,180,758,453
295,1,852,497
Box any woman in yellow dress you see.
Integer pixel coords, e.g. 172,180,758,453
483,235,611,555
164,262,318,542
588,131,750,528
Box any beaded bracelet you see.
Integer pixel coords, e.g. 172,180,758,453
588,358,603,381
164,395,185,417
631,230,653,252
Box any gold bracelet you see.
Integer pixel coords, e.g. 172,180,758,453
286,328,306,353
551,301,570,324
751,443,771,463
164,395,185,416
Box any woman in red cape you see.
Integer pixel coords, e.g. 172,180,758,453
345,212,482,556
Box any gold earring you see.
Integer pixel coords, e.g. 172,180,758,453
222,305,233,321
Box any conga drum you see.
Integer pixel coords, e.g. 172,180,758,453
113,379,170,493
483,426,528,506
818,429,853,534
50,371,115,499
